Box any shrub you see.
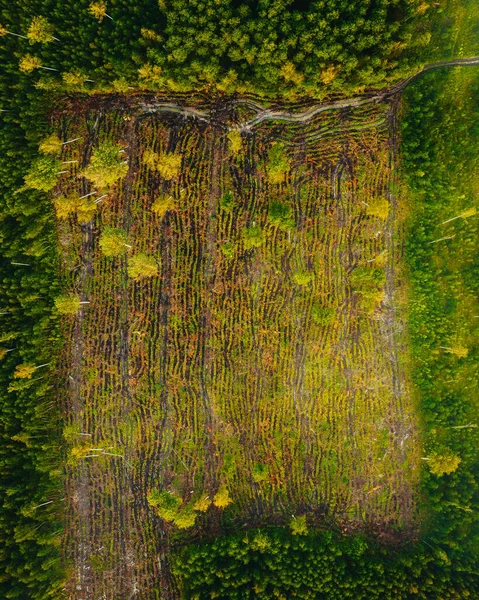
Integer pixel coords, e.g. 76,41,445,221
193,495,211,513
266,143,290,184
213,485,232,509
252,463,269,483
142,149,159,169
142,150,181,179
174,507,197,530
293,271,313,286
227,130,242,155
242,225,265,250
99,227,129,257
366,197,390,220
268,201,294,230
157,153,182,180
151,194,175,217
219,191,235,212
148,489,182,522
220,242,235,259
350,267,386,314
311,304,334,326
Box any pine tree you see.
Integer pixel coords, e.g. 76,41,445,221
24,156,62,192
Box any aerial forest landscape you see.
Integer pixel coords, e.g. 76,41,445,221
0,1,478,598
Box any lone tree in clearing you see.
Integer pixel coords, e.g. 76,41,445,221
128,254,158,280
99,228,131,257
142,149,182,180
53,194,97,223
54,294,88,315
151,195,175,218
82,141,128,189
27,16,58,43
424,454,462,476
24,156,62,192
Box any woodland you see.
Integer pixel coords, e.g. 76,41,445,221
0,1,478,599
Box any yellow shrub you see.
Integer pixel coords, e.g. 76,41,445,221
151,195,175,218
193,496,211,512
366,197,390,220
157,153,182,180
227,130,242,155
213,485,232,509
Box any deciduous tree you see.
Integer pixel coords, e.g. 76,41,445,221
19,54,58,73
88,1,113,22
424,454,462,476
27,17,59,44
128,253,158,279
54,294,85,315
82,141,128,189
99,227,131,257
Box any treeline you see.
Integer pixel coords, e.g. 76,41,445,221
401,68,479,555
0,77,64,599
0,0,458,100
173,528,479,599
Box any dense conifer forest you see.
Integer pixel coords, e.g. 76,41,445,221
0,0,478,598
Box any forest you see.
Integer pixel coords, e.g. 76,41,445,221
0,0,478,599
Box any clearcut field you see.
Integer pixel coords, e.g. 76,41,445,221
54,96,419,599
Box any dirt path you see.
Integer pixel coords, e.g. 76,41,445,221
231,57,479,130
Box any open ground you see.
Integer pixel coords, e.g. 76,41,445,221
54,92,419,599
